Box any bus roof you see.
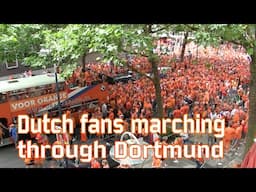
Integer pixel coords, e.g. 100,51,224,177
0,73,65,93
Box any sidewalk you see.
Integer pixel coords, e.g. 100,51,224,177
203,139,245,168
135,136,245,168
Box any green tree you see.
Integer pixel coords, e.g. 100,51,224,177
192,24,255,156
174,24,199,62
3,24,256,156
87,24,176,118
39,24,175,118
0,24,67,68
0,24,186,118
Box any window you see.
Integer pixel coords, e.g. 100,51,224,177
5,57,19,69
0,94,7,103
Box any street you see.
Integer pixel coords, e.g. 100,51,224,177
0,145,24,168
0,144,64,168
0,136,245,168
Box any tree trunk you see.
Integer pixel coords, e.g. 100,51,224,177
82,52,86,72
144,24,164,118
151,58,164,118
180,32,189,62
244,25,256,155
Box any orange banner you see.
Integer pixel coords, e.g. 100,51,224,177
10,91,68,112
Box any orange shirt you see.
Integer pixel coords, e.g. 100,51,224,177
109,112,115,120
234,126,242,139
173,109,182,118
233,112,240,123
81,133,87,142
152,157,161,168
0,128,3,137
65,110,71,118
224,127,235,141
239,110,246,121
180,105,189,116
91,160,101,168
24,157,32,165
174,137,183,145
166,98,175,108
144,102,152,110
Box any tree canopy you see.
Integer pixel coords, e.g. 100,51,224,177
1,24,256,155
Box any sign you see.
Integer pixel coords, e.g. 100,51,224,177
10,91,68,112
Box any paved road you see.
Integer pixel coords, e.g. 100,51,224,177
0,137,245,168
0,145,24,168
0,144,62,168
133,157,197,168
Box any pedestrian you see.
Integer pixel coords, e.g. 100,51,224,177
90,158,101,168
9,124,18,147
0,127,4,144
180,133,190,144
102,160,110,168
152,156,162,168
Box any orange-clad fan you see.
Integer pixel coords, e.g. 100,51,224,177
152,156,162,168
90,158,101,168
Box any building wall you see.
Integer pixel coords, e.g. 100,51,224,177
0,63,33,77
0,52,103,78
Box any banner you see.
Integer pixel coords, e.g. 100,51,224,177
10,91,68,112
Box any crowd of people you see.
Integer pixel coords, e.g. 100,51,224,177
77,42,250,168
66,62,128,88
5,41,250,168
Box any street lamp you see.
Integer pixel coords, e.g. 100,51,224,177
40,49,67,167
39,49,62,117
54,62,68,168
54,63,62,117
